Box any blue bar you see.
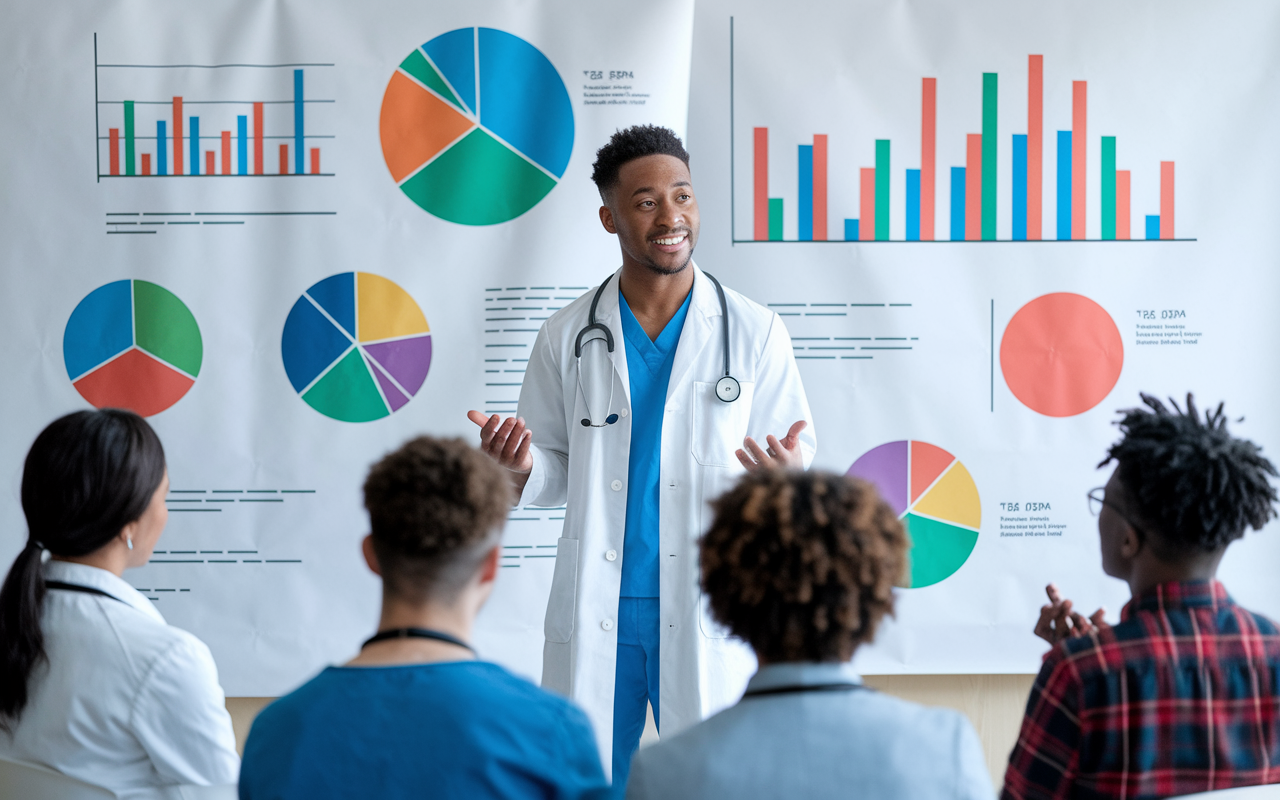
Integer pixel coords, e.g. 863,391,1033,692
844,219,859,241
1056,131,1071,241
294,69,305,175
190,117,200,176
1145,215,1160,240
156,121,167,176
1012,134,1027,241
905,169,920,241
798,145,813,241
237,116,248,176
950,167,966,241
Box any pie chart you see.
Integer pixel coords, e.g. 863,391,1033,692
282,272,432,423
1000,293,1123,417
379,27,574,225
847,440,981,588
63,280,202,417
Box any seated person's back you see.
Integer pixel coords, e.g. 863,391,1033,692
626,469,993,800
1004,394,1280,800
239,436,607,800
0,410,239,800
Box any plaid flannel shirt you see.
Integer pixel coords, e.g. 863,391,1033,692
1002,580,1280,800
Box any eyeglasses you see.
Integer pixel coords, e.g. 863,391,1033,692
1086,487,1148,542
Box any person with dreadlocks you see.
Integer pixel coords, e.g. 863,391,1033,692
1003,393,1280,800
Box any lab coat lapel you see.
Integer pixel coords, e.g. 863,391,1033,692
592,268,631,404
666,265,720,400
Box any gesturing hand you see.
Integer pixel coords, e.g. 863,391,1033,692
736,420,808,471
1033,583,1107,646
467,411,534,474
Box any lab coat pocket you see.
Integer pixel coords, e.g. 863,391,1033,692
698,590,732,639
691,381,755,467
543,538,579,643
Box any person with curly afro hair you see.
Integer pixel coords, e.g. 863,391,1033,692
625,468,993,800
238,437,608,800
1004,394,1280,800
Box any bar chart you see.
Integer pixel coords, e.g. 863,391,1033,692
732,20,1188,244
94,36,335,180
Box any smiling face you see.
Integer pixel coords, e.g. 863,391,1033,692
600,154,700,275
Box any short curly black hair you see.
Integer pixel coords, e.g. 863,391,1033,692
591,125,689,198
363,436,512,601
700,469,908,663
1101,393,1277,558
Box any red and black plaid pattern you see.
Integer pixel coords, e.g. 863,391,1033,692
1002,581,1280,800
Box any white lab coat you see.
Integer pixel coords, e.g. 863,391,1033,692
516,264,816,772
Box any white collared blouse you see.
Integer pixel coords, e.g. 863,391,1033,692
0,560,240,799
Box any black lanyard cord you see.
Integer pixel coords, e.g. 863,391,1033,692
361,627,476,655
742,683,869,698
45,581,124,603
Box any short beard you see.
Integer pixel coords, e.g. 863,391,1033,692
639,246,695,276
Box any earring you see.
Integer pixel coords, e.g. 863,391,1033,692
126,537,133,551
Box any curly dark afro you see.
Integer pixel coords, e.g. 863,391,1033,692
1101,393,1277,558
591,125,689,198
700,469,907,663
363,436,512,600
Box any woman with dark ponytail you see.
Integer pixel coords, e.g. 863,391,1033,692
0,410,239,798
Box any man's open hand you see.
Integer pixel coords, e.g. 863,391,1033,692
467,411,534,474
1033,583,1107,646
736,420,808,471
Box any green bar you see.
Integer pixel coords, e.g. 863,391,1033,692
768,198,783,240
124,101,135,176
1101,136,1116,240
875,139,890,240
981,73,997,240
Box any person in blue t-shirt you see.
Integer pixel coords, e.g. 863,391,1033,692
238,436,608,800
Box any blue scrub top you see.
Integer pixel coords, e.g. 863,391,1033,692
618,288,692,598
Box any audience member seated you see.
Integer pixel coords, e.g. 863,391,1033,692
0,410,240,799
626,468,994,800
1003,394,1280,800
238,436,608,799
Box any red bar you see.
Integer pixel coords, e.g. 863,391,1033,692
1116,171,1130,240
173,97,184,176
221,132,231,175
753,127,768,241
109,128,120,175
859,168,875,241
966,134,982,241
205,151,215,175
1072,81,1087,240
141,154,151,176
310,147,320,175
253,102,264,175
1160,161,1175,239
279,144,289,174
921,77,936,241
812,135,827,241
1028,56,1043,240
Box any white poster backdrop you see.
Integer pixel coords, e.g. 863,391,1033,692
686,0,1280,672
0,0,694,695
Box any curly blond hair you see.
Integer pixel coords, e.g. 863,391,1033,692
700,469,907,662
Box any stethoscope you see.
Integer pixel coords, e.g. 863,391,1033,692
573,272,740,428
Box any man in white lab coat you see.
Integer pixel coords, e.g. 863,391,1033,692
468,125,815,788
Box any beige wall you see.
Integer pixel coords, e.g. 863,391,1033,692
226,673,1034,788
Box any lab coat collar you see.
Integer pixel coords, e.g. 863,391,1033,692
43,560,166,624
744,661,864,694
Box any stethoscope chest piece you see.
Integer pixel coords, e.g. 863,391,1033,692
715,375,741,403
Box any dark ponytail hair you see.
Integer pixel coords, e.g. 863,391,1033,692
0,409,166,727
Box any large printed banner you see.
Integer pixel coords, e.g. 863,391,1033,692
0,0,694,694
2,0,1279,692
686,0,1280,672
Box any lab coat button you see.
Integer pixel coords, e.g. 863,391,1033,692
601,618,615,631
605,549,618,562
620,408,629,418
610,479,622,491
